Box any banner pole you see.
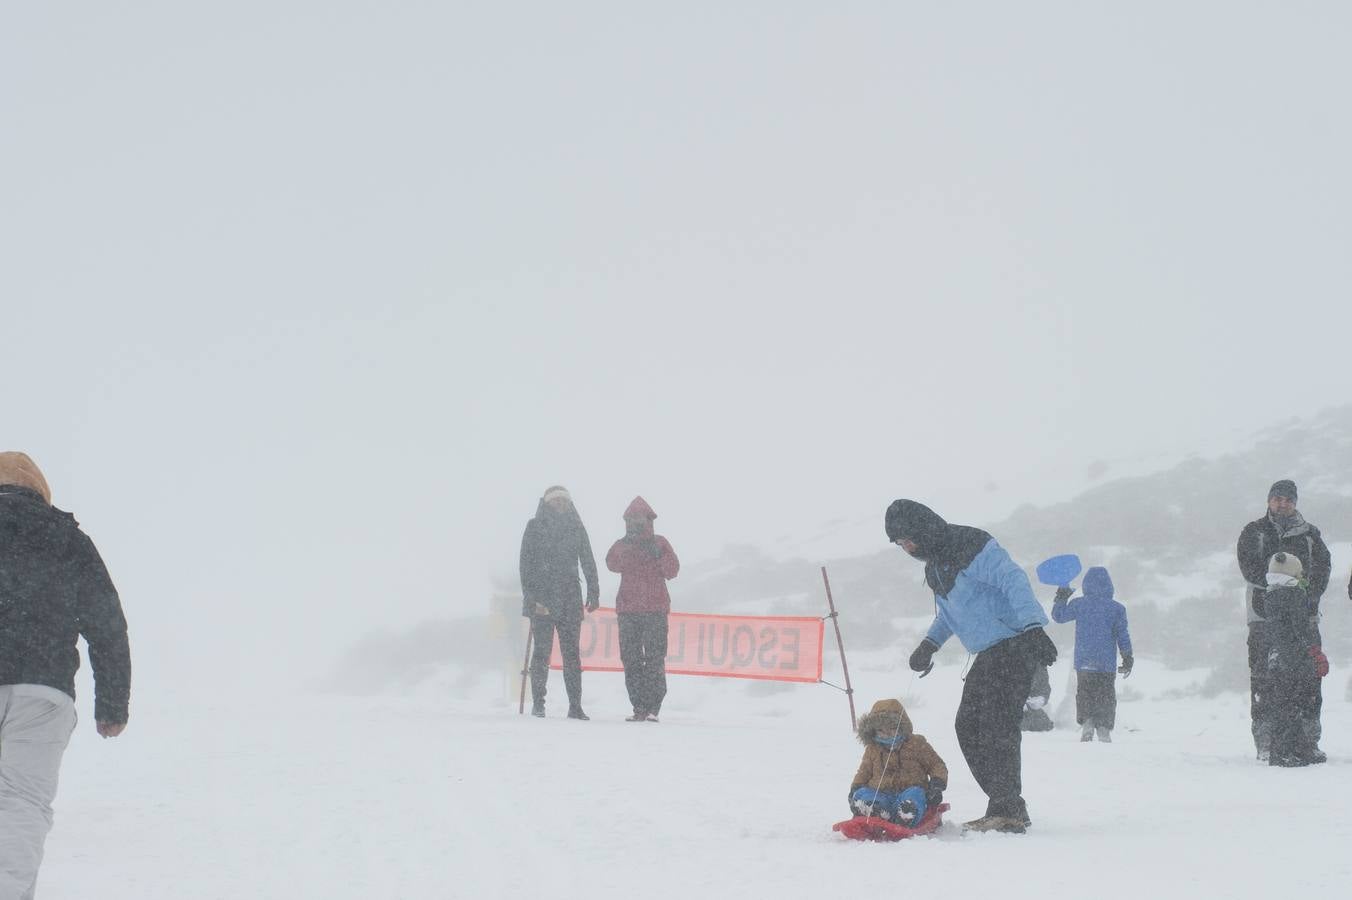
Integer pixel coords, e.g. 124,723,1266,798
518,621,534,715
821,566,857,731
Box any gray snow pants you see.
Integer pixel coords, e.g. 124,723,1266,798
0,685,77,900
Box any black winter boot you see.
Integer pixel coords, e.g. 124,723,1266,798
531,699,545,718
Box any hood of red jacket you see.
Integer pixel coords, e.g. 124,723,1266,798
623,496,656,539
623,496,657,520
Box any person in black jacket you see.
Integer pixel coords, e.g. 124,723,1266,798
1236,479,1331,762
1259,553,1328,767
519,486,600,720
0,452,131,899
1020,664,1054,733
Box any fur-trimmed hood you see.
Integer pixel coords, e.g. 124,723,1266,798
856,698,914,746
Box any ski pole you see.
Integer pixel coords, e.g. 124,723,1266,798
517,621,534,715
821,567,857,730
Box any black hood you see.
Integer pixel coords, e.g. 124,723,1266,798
885,499,992,596
885,500,949,558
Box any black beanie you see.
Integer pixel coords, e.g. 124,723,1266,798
1268,480,1297,502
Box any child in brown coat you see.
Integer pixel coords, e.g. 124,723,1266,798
848,698,948,824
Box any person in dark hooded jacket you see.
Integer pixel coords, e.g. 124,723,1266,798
1236,479,1331,761
1050,566,1133,743
1020,664,1053,733
0,451,131,899
887,499,1055,834
519,486,600,720
605,496,679,723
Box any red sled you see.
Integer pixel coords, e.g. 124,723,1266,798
832,803,950,841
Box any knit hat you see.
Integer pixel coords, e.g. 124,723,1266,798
0,451,52,504
1267,552,1303,579
542,485,572,504
1268,480,1297,502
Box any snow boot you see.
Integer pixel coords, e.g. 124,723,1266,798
625,709,647,722
962,815,1026,834
1080,721,1095,742
645,712,660,723
1096,726,1112,743
531,699,546,718
567,705,590,721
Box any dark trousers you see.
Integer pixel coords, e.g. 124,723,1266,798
1075,672,1117,729
618,613,669,714
1249,623,1323,754
1270,662,1318,760
954,637,1036,820
530,615,581,706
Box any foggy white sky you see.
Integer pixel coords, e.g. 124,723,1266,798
4,3,1350,683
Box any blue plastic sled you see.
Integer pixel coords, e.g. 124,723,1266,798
1035,554,1081,587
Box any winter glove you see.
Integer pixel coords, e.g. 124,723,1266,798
1118,654,1133,677
1017,627,1058,667
925,778,946,808
533,602,552,617
584,597,600,613
1311,646,1330,678
1053,586,1074,603
909,638,939,676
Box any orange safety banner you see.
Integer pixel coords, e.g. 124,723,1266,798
549,608,823,683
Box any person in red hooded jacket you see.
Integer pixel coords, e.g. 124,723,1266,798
606,497,680,722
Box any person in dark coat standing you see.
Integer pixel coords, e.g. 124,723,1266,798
0,452,131,899
888,500,1057,834
520,486,600,720
605,497,679,723
1050,566,1133,743
1259,552,1329,767
1019,664,1053,733
1236,479,1331,761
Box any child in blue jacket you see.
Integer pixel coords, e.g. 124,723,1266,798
1050,566,1133,742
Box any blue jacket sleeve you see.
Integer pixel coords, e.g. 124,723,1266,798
1051,598,1079,623
1115,603,1133,658
925,613,955,648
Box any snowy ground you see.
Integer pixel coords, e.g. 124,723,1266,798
42,654,1352,900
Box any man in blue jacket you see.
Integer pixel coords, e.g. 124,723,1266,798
889,500,1056,834
1050,566,1133,743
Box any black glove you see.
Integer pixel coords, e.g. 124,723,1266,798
1019,627,1058,666
1118,654,1133,677
925,777,945,807
584,596,600,613
909,638,939,675
1053,586,1073,603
